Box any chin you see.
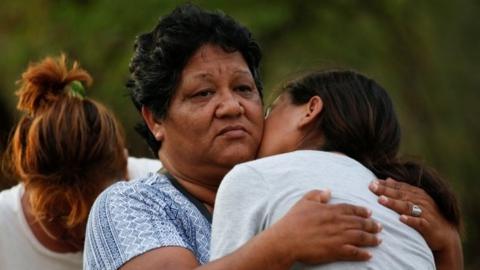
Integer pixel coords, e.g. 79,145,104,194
217,147,257,167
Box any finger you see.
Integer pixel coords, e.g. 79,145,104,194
302,189,331,203
369,180,406,200
344,230,382,247
371,180,435,211
385,178,436,206
335,203,372,218
378,195,412,215
385,178,424,195
337,245,372,261
340,216,383,233
400,215,429,235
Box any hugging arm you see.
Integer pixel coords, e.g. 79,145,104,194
122,189,382,270
369,178,463,270
87,177,382,270
208,165,382,269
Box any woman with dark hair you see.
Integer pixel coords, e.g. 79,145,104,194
84,5,383,270
85,4,461,270
211,70,462,269
0,55,128,269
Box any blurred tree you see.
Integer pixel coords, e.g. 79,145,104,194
0,0,478,268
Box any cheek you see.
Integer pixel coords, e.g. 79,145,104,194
245,101,265,136
253,110,265,140
265,117,281,141
167,108,212,142
258,116,282,156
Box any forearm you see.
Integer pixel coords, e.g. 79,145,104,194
434,234,463,270
120,231,292,270
198,228,293,270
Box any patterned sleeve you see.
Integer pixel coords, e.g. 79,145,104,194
83,181,192,270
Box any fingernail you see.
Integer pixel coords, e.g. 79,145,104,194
376,222,383,231
378,237,383,244
367,208,373,216
400,215,408,222
379,195,388,204
369,180,379,191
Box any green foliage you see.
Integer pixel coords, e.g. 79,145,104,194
0,0,478,268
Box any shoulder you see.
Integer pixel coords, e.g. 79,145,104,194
222,151,315,185
127,156,162,179
85,173,209,269
0,185,22,233
0,184,21,200
235,150,331,171
90,173,181,221
220,162,265,192
216,160,273,207
0,184,22,213
238,151,301,168
219,152,311,191
242,150,371,174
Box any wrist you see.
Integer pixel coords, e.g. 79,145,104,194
434,233,463,270
260,223,296,268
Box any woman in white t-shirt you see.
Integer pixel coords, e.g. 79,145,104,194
0,55,129,270
211,70,462,269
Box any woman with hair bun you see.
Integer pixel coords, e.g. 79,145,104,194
0,55,129,269
211,70,462,269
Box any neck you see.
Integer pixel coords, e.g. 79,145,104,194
174,178,217,212
297,131,326,151
159,155,220,212
21,189,82,253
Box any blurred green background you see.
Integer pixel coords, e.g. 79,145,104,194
0,0,478,268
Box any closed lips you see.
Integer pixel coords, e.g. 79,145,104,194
218,125,246,136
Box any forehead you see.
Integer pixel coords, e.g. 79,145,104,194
181,44,251,80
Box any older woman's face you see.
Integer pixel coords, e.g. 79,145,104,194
159,44,264,183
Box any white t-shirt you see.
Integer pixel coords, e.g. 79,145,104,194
0,157,161,270
0,184,83,270
127,156,162,179
211,150,435,269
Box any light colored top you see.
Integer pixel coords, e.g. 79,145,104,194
127,156,162,179
0,184,83,270
0,156,161,270
83,173,211,270
210,150,435,270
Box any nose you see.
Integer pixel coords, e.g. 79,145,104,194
215,91,245,118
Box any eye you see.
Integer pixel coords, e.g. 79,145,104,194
235,85,253,93
192,89,215,98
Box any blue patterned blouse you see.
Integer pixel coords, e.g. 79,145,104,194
83,173,212,270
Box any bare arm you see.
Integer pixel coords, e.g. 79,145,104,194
121,190,382,270
369,178,463,270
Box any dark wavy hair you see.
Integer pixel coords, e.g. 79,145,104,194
127,4,263,156
283,70,461,229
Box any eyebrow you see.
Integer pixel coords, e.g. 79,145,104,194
233,70,252,76
192,73,212,79
191,69,252,79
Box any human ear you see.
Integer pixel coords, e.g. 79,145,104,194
141,106,164,141
298,96,323,128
